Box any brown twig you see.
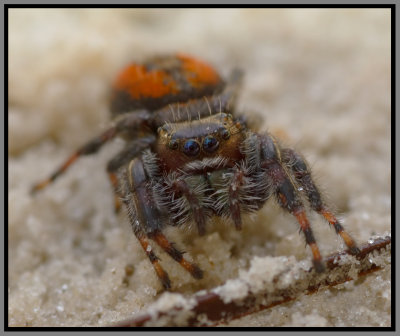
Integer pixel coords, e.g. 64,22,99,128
113,234,391,327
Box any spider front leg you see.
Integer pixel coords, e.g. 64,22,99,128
31,109,152,195
122,158,203,289
259,135,325,272
106,135,155,212
281,148,360,255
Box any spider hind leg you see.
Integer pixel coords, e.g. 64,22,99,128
281,148,360,255
259,134,325,272
30,126,118,194
123,158,203,289
31,109,153,195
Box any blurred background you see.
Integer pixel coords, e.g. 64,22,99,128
9,9,390,154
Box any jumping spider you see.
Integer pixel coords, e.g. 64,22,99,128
32,53,360,289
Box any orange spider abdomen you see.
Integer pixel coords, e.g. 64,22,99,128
110,54,224,116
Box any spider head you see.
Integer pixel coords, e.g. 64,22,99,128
156,113,245,172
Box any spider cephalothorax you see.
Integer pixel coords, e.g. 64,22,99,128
32,54,359,289
155,113,244,172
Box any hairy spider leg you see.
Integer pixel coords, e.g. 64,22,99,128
259,135,325,272
30,110,153,195
149,230,203,279
281,148,360,255
106,135,156,212
124,158,204,289
123,158,171,289
137,231,171,289
30,127,117,194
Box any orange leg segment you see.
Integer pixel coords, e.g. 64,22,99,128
150,230,203,279
31,126,118,195
294,208,325,272
137,234,171,290
320,207,360,255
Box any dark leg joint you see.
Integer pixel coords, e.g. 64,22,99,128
303,227,316,245
349,246,361,256
78,139,104,155
50,171,61,182
166,246,184,262
189,265,204,279
313,259,325,273
78,127,117,155
333,222,343,234
147,251,160,263
158,271,172,290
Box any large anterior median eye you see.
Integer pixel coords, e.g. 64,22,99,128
183,139,200,156
203,136,219,153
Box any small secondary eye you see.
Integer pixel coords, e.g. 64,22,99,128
219,127,231,140
203,136,219,153
183,139,200,156
168,139,179,150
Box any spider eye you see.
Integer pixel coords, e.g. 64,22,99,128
183,139,200,156
168,139,179,150
219,127,230,140
203,136,219,153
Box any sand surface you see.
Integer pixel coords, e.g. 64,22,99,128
8,9,391,327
